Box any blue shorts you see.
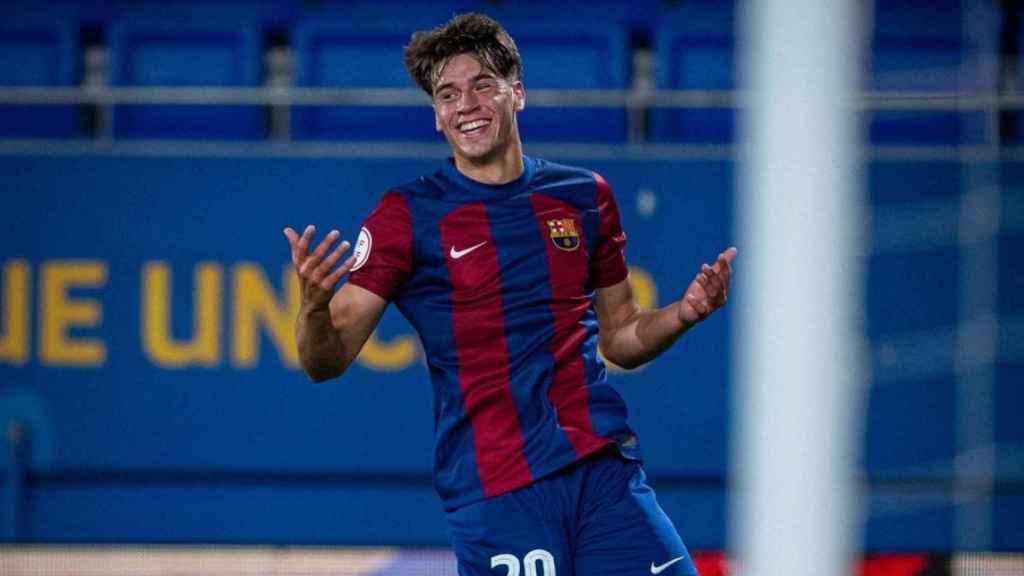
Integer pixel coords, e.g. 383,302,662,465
445,450,697,576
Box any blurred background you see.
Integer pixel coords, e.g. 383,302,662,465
0,0,1020,574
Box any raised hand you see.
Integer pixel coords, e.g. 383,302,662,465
678,247,737,327
283,225,356,308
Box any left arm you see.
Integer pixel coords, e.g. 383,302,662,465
596,247,737,370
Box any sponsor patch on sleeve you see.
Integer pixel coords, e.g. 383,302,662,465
350,226,372,271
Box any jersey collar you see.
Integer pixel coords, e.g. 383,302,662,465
440,155,536,202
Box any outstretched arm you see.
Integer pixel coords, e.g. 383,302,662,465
596,247,736,370
284,225,388,382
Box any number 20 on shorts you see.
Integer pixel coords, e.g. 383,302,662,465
491,549,556,575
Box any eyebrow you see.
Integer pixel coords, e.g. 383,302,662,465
434,72,499,95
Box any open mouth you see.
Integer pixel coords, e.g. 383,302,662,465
458,119,491,137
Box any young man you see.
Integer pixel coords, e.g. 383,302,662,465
283,13,735,576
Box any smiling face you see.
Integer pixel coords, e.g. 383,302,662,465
432,53,525,171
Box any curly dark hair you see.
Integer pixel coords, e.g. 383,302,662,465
403,13,522,95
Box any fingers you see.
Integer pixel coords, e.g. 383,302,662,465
283,226,301,265
684,271,711,320
300,229,339,275
713,246,737,287
701,263,726,304
720,246,738,264
285,225,354,301
703,246,737,302
284,224,317,267
682,246,737,325
312,238,351,287
296,225,316,266
685,292,710,317
322,254,357,288
700,263,716,286
693,268,710,301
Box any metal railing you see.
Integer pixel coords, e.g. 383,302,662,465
1,85,1022,109
0,85,1016,145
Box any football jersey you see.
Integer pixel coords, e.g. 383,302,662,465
347,155,639,510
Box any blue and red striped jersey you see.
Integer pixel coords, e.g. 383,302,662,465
347,155,639,510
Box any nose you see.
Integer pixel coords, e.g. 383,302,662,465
457,88,479,112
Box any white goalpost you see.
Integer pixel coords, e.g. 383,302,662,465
732,1,867,575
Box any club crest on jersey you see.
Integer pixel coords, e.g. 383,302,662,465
546,218,580,252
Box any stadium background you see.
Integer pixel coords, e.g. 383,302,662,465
0,0,1021,574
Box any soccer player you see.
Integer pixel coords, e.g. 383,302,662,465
284,13,736,576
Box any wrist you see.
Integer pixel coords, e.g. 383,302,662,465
674,302,697,333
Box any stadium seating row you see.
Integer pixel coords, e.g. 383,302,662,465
0,0,1000,143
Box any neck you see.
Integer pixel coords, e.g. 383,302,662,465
453,138,525,185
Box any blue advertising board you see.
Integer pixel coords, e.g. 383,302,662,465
0,153,1020,550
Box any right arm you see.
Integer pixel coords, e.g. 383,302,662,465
285,225,388,382
296,282,387,382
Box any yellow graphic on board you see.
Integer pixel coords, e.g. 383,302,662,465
0,259,657,373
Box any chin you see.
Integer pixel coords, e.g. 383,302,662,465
457,144,498,162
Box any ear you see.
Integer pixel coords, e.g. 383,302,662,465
513,81,526,112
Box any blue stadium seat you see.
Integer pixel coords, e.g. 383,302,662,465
999,231,1024,316
291,13,629,143
999,1,1024,146
291,20,437,142
870,0,979,145
114,1,299,29
469,4,632,142
108,17,264,140
651,0,987,146
0,19,80,138
503,18,629,143
0,1,116,28
651,1,736,144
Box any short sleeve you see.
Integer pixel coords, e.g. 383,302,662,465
347,190,413,301
589,172,629,288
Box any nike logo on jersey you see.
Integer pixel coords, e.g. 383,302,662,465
650,556,685,574
449,241,487,259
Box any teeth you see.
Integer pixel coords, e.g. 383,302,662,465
459,120,489,132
